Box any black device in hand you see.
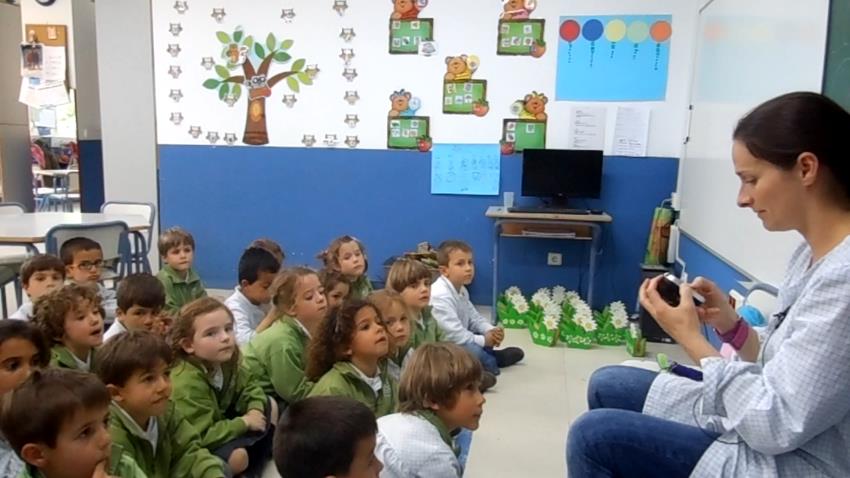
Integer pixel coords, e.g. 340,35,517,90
657,273,705,307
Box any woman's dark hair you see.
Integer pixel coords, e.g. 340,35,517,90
734,92,850,200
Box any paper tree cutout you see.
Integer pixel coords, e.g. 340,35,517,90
202,27,316,145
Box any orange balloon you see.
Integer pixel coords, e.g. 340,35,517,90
650,21,672,43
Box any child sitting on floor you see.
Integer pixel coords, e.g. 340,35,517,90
10,254,64,321
32,283,104,371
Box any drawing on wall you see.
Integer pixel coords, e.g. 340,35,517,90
202,27,317,145
556,15,672,101
442,55,488,116
389,0,432,54
501,91,547,153
387,89,430,151
497,0,545,58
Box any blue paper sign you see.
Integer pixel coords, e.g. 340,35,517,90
430,144,500,196
556,15,672,101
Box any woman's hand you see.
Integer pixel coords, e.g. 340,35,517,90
690,277,739,333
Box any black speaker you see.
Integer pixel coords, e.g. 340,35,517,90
638,265,675,344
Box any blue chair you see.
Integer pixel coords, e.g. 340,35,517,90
100,201,156,274
45,221,131,284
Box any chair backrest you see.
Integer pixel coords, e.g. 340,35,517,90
45,221,131,278
0,203,25,215
100,201,156,245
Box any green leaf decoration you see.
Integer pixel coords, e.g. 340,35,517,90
297,72,312,85
233,29,243,43
221,45,229,58
291,58,306,72
203,79,221,89
281,39,294,50
231,84,242,101
218,83,230,100
266,33,277,52
216,31,231,44
286,76,300,93
254,43,266,60
215,65,229,79
244,36,254,48
273,51,291,63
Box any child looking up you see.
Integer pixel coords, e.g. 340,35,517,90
318,235,372,299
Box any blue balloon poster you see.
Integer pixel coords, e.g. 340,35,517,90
556,15,672,101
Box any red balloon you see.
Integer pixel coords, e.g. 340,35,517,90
560,19,581,43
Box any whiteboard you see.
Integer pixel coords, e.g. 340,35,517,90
678,0,830,286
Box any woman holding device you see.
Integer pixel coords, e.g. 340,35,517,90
567,92,850,477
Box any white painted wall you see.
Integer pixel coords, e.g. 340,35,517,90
71,0,100,140
150,0,698,158
95,0,160,260
0,2,34,208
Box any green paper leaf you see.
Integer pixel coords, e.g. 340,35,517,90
266,33,277,52
221,45,230,58
215,65,229,79
273,51,291,63
203,79,221,89
231,84,242,101
297,72,312,85
216,31,231,44
244,36,254,48
286,76,300,93
254,43,266,59
291,58,306,72
218,83,230,100
281,39,294,50
233,29,243,43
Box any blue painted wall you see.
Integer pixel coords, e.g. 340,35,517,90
158,145,678,309
79,140,104,212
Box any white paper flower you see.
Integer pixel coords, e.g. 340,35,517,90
579,317,598,332
543,301,561,318
552,286,567,305
543,315,560,330
565,291,581,304
531,288,551,307
514,298,529,314
505,286,522,298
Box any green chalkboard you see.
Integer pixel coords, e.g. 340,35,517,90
387,116,430,149
502,119,546,151
442,80,487,114
824,0,850,111
497,19,544,55
389,19,434,54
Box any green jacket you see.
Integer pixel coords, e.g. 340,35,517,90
349,275,373,300
109,401,225,478
308,361,398,417
170,358,267,450
242,317,313,403
19,444,148,478
157,265,207,314
49,345,95,371
410,306,445,350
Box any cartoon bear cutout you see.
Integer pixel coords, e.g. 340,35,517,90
501,0,537,20
444,55,478,81
519,92,547,120
388,89,421,117
391,0,426,20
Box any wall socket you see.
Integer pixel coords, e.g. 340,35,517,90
547,252,562,266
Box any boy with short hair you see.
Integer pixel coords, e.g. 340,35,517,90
376,342,486,478
94,330,226,478
274,396,382,478
103,272,167,341
430,240,524,376
224,246,281,345
385,258,443,350
10,254,65,320
0,368,146,478
32,283,104,371
156,227,207,315
59,237,117,320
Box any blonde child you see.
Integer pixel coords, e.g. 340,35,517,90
157,227,207,315
94,331,225,477
32,283,104,371
10,254,64,321
368,290,412,383
318,235,372,299
386,258,443,349
0,369,146,478
376,342,486,478
306,299,397,417
320,268,351,310
170,297,275,476
59,237,117,320
0,321,50,477
242,267,327,405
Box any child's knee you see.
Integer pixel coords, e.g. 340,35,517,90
228,448,249,474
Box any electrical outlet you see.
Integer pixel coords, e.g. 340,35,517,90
547,252,562,266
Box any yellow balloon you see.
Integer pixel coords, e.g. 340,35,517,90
605,19,627,42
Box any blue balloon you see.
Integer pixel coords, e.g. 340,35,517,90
582,19,604,42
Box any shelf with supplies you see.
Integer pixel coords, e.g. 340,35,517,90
500,222,594,240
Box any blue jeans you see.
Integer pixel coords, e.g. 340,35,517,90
462,342,499,376
566,366,719,478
